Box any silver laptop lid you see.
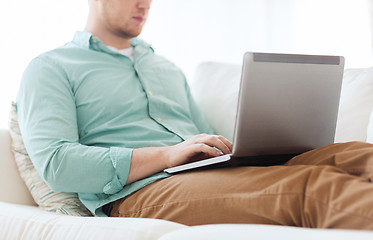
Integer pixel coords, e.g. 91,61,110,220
232,52,345,157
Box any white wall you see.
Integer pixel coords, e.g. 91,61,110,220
0,0,88,128
292,0,373,67
0,0,372,128
142,0,373,81
141,0,270,80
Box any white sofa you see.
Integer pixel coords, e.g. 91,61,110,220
2,62,373,239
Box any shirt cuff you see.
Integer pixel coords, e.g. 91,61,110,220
103,147,133,195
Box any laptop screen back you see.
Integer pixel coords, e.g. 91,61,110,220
232,52,345,157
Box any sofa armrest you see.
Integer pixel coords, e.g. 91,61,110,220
0,129,36,206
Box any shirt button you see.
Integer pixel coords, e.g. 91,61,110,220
148,91,153,96
157,117,162,122
92,39,97,43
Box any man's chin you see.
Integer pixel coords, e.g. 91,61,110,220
119,30,142,39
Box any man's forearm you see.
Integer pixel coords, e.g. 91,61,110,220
126,134,233,184
127,147,169,184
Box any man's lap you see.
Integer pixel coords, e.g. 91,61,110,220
111,142,373,228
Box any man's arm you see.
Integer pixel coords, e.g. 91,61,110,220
17,56,232,194
17,57,133,195
127,134,232,184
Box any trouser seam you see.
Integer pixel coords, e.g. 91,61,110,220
122,193,294,216
121,192,373,222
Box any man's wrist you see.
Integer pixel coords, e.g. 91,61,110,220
157,146,172,169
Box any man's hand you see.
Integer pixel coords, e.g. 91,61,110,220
127,134,232,184
163,134,233,168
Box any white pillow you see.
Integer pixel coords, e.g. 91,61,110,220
336,68,373,143
8,102,93,216
191,62,373,143
191,62,241,141
368,117,373,143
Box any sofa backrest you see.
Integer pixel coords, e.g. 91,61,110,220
191,62,373,144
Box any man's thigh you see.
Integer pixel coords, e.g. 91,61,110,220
286,141,373,180
111,165,373,228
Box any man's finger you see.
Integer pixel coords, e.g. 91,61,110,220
198,135,232,155
217,135,233,151
191,143,223,158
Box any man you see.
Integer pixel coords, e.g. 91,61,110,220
17,0,373,229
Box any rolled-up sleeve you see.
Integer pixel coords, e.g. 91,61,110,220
17,56,132,194
103,147,133,195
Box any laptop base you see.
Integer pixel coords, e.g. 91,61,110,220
165,153,299,174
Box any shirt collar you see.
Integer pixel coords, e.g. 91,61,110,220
72,31,92,49
72,31,153,54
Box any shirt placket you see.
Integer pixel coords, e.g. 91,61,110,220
133,57,185,141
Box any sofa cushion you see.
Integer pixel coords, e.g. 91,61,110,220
335,67,373,142
8,102,92,216
367,113,373,143
191,62,373,143
191,62,241,141
158,224,373,240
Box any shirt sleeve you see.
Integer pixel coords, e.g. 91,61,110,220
16,56,132,195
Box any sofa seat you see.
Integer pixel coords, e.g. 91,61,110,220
2,200,373,240
0,201,185,240
159,224,373,240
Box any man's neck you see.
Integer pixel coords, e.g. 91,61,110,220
84,24,131,49
99,35,131,49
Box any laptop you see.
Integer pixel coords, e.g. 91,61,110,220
164,52,345,174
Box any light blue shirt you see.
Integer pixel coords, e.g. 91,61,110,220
16,31,214,216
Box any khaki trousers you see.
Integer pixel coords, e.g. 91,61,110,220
111,142,373,229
